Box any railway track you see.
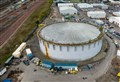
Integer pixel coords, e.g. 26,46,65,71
0,0,44,48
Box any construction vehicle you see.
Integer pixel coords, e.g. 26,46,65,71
65,68,78,74
117,72,120,82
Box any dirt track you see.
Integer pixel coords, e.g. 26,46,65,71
0,0,44,48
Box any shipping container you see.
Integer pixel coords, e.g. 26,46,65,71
26,48,33,60
2,79,12,82
41,60,54,68
55,62,77,70
27,53,33,60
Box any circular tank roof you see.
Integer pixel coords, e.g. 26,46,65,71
39,22,100,44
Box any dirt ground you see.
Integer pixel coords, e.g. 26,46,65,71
96,58,120,82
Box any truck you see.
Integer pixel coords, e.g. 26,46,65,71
0,68,7,76
12,42,26,58
26,48,33,60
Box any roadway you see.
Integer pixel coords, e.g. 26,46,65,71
74,34,117,82
18,35,116,82
0,32,116,82
0,0,44,48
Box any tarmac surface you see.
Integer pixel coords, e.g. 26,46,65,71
4,35,115,82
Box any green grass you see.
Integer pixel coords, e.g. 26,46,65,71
0,0,53,65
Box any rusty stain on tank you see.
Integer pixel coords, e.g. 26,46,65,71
44,42,49,59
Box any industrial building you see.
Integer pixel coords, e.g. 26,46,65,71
109,17,120,27
38,22,103,61
58,3,77,15
113,12,120,17
58,3,73,7
87,11,106,18
58,6,77,15
109,0,120,5
77,3,93,9
91,3,109,9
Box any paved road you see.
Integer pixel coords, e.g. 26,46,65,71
0,0,44,48
18,35,116,82
0,34,115,82
92,35,116,79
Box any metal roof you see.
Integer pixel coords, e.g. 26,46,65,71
58,3,74,7
55,62,77,66
59,6,77,11
40,22,100,44
77,3,93,9
113,12,120,17
117,50,120,57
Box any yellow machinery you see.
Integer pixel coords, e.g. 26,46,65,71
67,68,78,74
38,24,44,28
117,72,120,82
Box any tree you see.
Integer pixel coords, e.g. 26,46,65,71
99,26,103,32
35,20,39,25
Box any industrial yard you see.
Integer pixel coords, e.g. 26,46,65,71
0,0,120,82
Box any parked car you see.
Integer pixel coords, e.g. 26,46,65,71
23,60,29,66
109,27,114,29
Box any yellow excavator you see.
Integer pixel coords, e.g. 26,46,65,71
117,72,120,82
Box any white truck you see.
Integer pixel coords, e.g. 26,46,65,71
0,67,7,76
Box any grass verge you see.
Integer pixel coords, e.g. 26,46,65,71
0,0,53,65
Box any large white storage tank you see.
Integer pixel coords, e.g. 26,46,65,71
38,22,103,61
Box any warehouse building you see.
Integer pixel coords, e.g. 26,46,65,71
58,3,77,15
58,3,73,7
87,11,106,18
38,22,103,61
58,6,77,15
109,0,120,5
109,17,120,27
113,12,120,17
91,3,109,9
77,3,93,9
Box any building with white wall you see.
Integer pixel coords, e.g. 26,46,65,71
113,12,120,17
58,3,74,7
91,3,109,9
77,3,93,9
53,0,67,3
58,3,77,15
38,22,103,61
59,6,77,15
109,0,120,5
109,17,120,27
87,11,106,18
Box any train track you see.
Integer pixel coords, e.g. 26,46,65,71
0,0,44,48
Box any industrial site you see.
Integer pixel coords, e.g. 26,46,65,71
0,0,120,82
